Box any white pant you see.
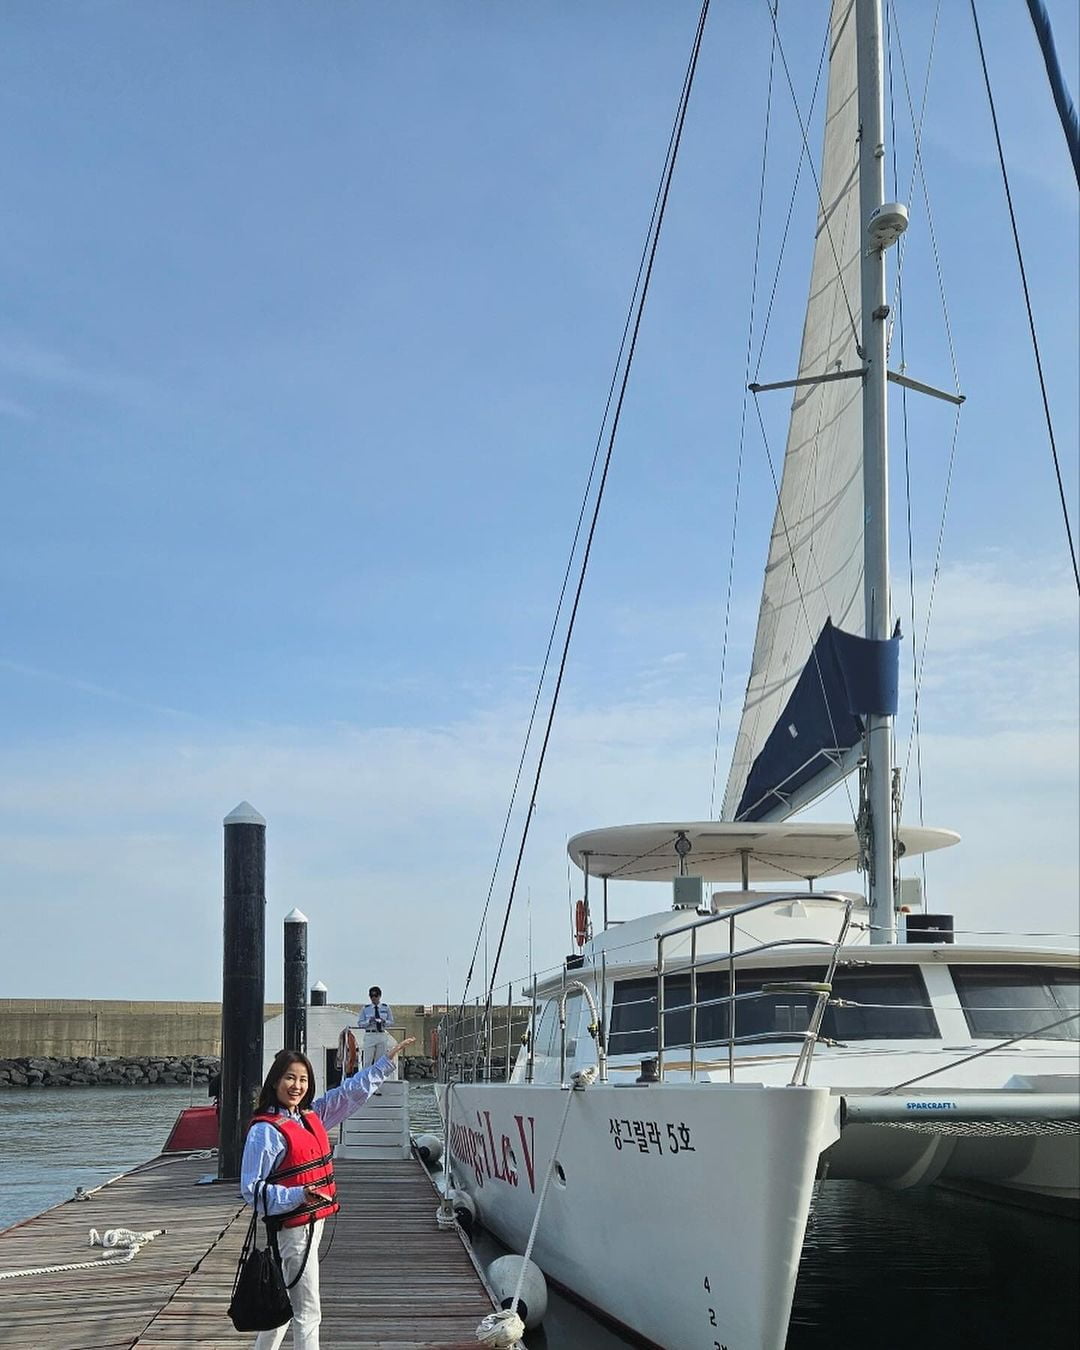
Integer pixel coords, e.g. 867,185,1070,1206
254,1219,323,1350
362,1030,397,1077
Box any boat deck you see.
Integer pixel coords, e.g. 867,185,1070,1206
0,1154,496,1349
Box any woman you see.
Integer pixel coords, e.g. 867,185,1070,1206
241,1037,415,1350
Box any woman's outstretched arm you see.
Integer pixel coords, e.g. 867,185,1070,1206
312,1036,416,1131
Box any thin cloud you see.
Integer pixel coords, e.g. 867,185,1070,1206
908,554,1076,651
0,658,198,722
0,394,34,421
0,334,153,408
0,551,1075,998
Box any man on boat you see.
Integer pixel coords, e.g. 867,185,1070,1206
357,985,397,1076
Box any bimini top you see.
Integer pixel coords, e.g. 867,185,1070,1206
567,821,960,883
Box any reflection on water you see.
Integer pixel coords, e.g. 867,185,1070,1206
789,1180,1079,1350
2,1085,1076,1348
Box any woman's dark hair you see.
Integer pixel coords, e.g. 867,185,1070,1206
256,1050,317,1114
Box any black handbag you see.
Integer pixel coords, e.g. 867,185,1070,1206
227,1182,310,1333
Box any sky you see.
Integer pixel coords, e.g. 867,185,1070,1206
1,1,1076,1009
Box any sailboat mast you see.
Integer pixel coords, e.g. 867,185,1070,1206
855,0,896,944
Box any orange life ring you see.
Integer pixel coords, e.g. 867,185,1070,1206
574,898,589,947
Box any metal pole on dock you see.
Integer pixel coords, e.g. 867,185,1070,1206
218,801,267,1181
283,908,308,1055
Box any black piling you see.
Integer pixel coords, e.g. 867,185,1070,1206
283,908,308,1056
310,981,328,1007
218,801,267,1181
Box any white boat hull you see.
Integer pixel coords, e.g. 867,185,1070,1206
442,1081,840,1350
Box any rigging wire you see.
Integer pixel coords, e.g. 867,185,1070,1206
748,394,860,828
452,352,633,1019
709,2,780,819
884,0,970,840
886,0,933,902
451,42,699,1020
893,0,960,395
468,0,715,1056
732,6,861,825
747,10,829,389
893,4,966,842
764,1,861,351
749,6,854,632
969,0,1079,593
897,404,962,810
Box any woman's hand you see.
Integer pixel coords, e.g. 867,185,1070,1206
304,1185,331,1205
387,1036,416,1060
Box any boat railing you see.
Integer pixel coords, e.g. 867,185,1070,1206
435,893,853,1086
655,892,854,1085
435,984,535,1084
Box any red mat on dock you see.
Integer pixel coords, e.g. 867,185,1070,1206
162,1104,219,1151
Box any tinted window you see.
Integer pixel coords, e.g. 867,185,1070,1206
533,992,582,1061
532,999,558,1060
609,963,938,1055
609,977,664,1058
952,966,1079,1040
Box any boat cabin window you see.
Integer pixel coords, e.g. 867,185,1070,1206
609,963,938,1054
532,991,583,1066
532,998,558,1062
951,965,1079,1040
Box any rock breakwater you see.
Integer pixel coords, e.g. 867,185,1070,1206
0,1053,439,1086
0,1055,220,1088
401,1055,437,1080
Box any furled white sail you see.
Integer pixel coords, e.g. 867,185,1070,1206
723,0,867,822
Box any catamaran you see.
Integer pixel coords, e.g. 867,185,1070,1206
438,3,1079,1347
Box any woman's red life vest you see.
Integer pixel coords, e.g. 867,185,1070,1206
250,1109,340,1228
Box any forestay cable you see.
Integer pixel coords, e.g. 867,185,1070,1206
969,0,1079,592
472,1,715,1050
455,2,714,1043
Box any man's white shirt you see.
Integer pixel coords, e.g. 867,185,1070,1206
358,1002,394,1031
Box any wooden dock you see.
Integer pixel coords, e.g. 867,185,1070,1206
0,1155,497,1349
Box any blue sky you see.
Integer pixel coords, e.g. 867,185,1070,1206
1,2,1076,1006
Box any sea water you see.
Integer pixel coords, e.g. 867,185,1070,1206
0,1084,196,1230
1,1084,1076,1348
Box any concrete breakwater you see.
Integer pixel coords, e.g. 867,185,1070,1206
1,998,530,1064
0,999,234,1060
0,1055,220,1089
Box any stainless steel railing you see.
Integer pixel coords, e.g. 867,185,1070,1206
436,987,534,1084
655,893,854,1086
437,895,852,1087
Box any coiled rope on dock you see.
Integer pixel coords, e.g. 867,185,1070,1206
0,1226,166,1281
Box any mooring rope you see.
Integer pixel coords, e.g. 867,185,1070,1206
475,1068,597,1348
0,1227,166,1281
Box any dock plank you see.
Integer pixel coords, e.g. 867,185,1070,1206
0,1155,496,1349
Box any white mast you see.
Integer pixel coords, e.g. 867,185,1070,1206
856,0,896,943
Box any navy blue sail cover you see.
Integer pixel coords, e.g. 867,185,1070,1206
735,619,900,821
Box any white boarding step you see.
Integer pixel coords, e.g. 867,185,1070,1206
336,1079,411,1160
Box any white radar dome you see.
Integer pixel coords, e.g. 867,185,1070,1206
867,201,909,249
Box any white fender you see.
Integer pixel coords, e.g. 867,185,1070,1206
485,1253,548,1329
446,1186,476,1234
414,1133,443,1165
